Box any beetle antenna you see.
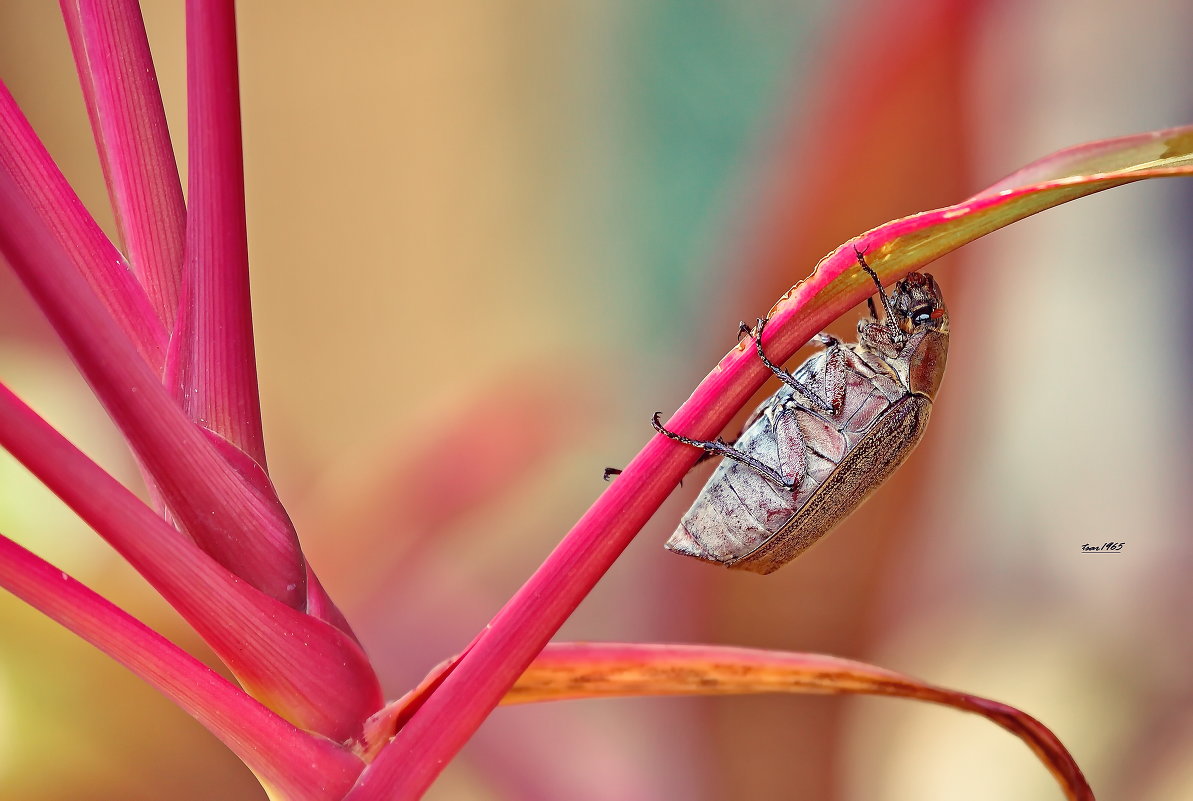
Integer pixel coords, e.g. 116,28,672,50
853,246,902,343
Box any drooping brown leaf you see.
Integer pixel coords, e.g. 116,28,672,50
506,642,1093,801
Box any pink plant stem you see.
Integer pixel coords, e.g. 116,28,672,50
347,330,795,801
350,243,940,800
355,152,1193,797
173,0,268,468
174,0,353,629
0,78,166,370
61,0,186,329
0,533,363,801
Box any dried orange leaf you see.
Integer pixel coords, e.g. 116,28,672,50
506,642,1092,801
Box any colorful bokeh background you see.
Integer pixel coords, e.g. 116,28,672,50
2,1,1191,799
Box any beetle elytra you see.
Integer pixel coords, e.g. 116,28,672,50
654,250,949,574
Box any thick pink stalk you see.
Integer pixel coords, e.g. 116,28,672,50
344,406,732,800
171,0,353,631
0,78,165,370
170,0,268,468
351,135,1193,798
0,533,363,801
61,0,186,328
0,383,384,741
0,163,307,607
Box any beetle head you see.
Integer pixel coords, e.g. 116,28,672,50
892,272,948,336
891,272,949,399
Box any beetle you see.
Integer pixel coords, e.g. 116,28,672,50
653,249,949,574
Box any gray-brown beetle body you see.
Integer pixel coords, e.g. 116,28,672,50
663,269,949,574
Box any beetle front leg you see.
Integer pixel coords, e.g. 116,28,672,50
854,247,906,349
652,413,794,490
745,317,834,414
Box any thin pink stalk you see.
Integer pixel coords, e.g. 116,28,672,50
61,0,186,328
0,78,165,370
0,163,307,608
170,0,268,468
351,150,1193,797
0,383,384,741
0,533,363,801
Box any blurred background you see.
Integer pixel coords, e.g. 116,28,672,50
1,1,1192,799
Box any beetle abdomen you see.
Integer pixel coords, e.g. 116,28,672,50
666,353,912,566
665,394,807,563
729,394,932,574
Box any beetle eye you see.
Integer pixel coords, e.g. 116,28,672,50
910,308,933,325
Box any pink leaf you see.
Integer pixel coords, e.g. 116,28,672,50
0,533,364,801
0,383,384,742
0,163,307,609
0,79,166,370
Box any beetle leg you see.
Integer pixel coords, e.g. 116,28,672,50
652,413,793,490
769,399,810,490
857,314,902,359
749,317,834,413
605,462,704,486
740,321,837,350
854,247,905,347
820,345,849,413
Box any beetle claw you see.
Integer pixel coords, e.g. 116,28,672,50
814,332,840,347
